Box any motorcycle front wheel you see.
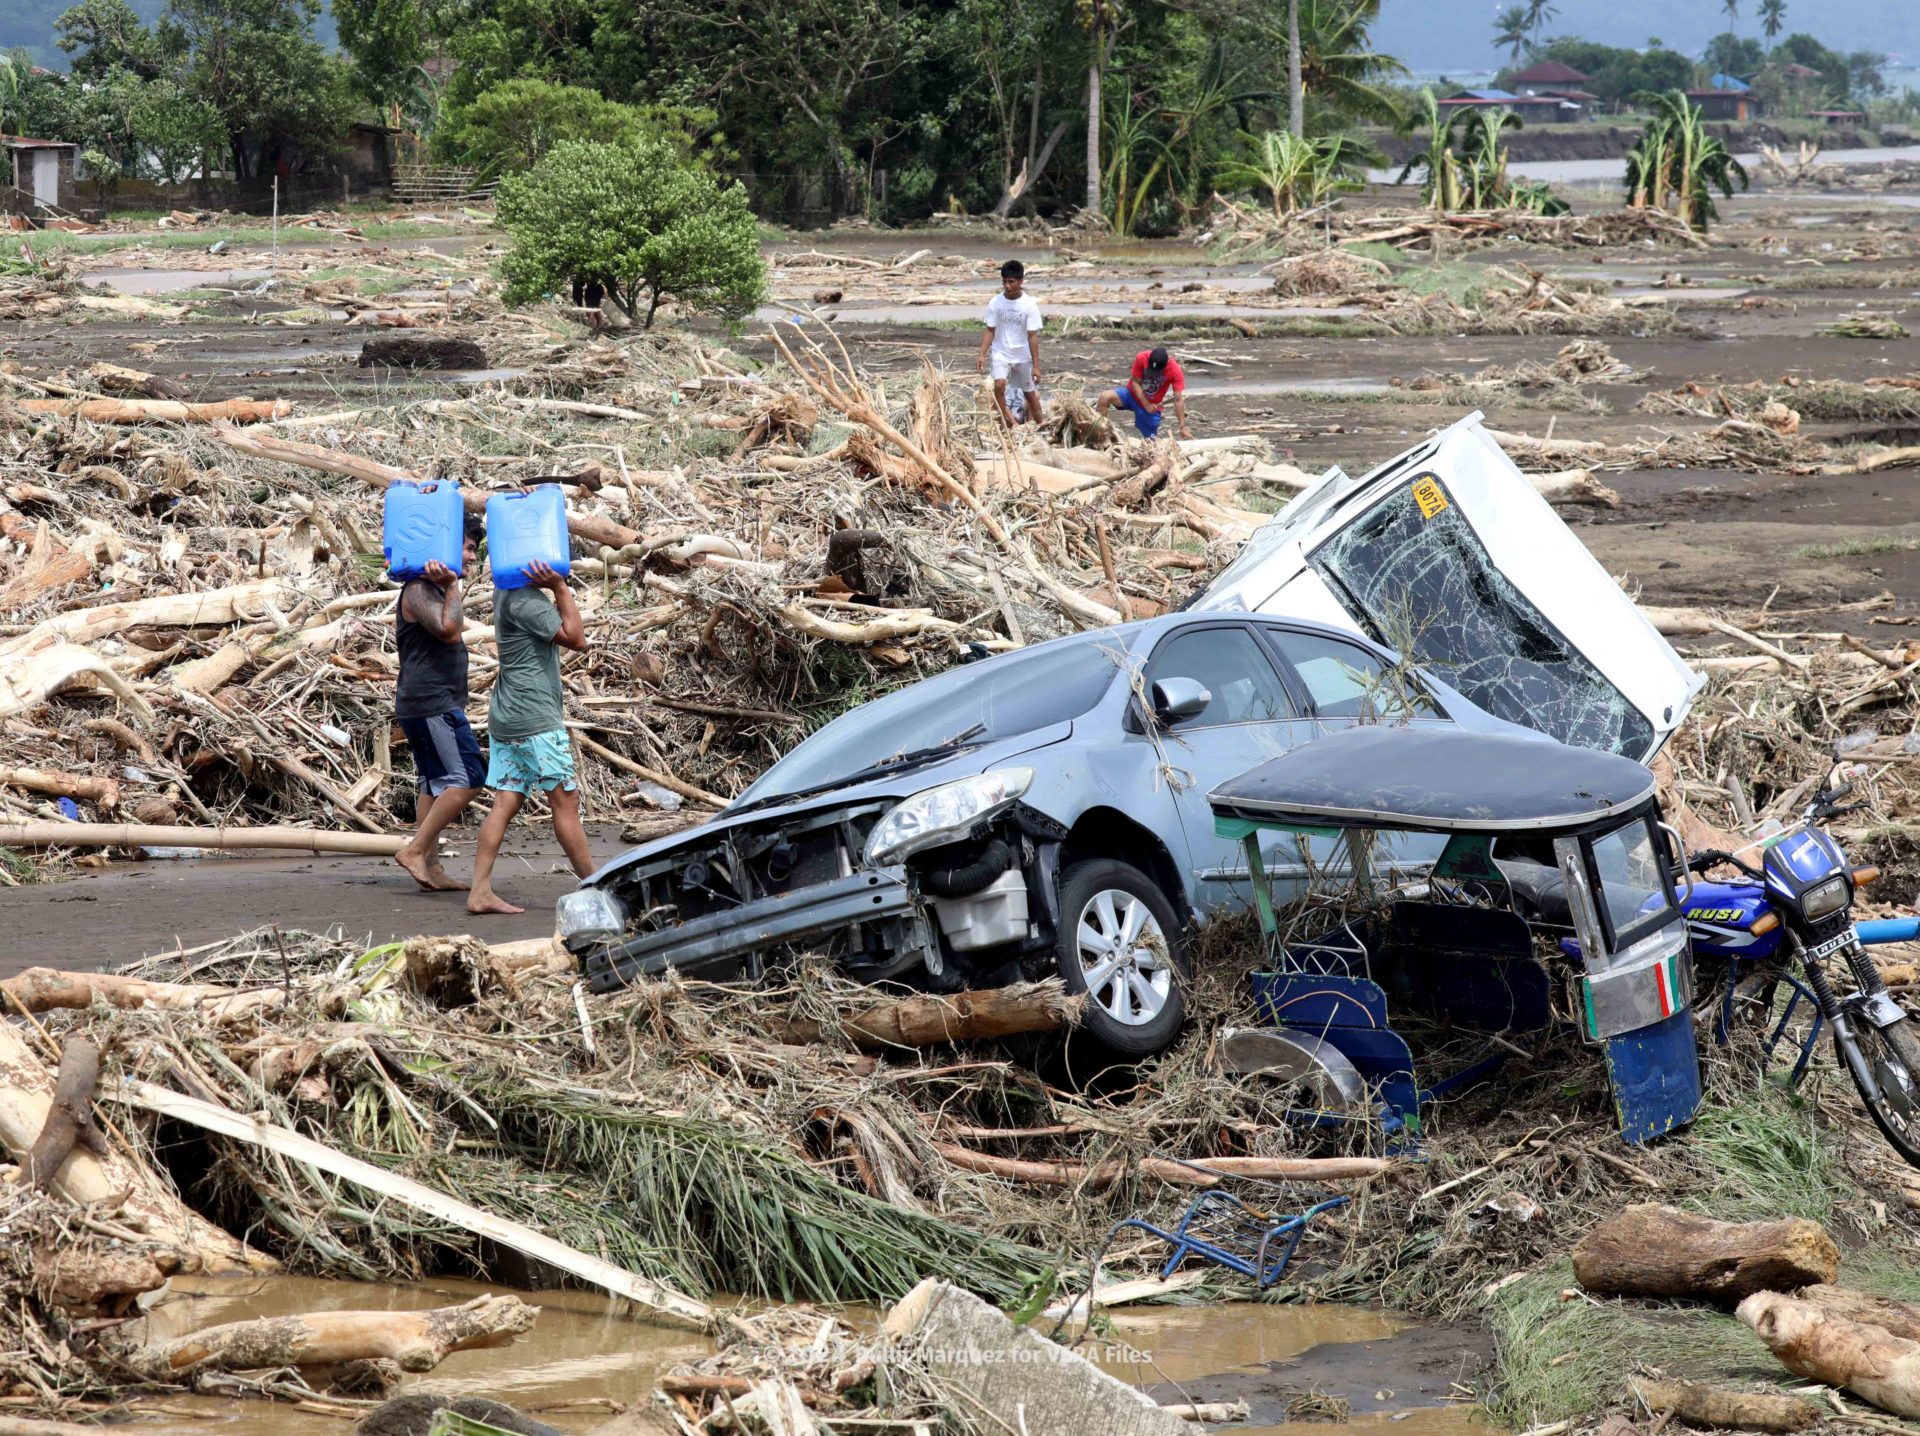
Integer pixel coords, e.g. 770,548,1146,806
1843,1016,1920,1169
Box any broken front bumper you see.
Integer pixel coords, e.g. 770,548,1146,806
578,866,918,992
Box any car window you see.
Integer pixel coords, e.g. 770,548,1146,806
1147,626,1297,726
1265,629,1438,720
739,635,1123,801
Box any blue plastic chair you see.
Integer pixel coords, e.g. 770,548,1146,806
1107,1193,1350,1289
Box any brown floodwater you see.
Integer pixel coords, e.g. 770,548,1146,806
125,1275,1489,1436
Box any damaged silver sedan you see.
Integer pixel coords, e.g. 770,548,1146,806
560,414,1701,1058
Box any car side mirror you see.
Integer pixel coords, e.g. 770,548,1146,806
1151,677,1211,726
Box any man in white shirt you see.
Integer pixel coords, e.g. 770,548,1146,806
976,258,1043,427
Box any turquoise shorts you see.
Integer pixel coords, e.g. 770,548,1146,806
485,729,577,794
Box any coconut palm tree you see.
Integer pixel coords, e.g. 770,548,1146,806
1278,0,1406,131
1525,0,1559,46
1493,7,1531,66
1721,0,1739,28
1759,0,1787,43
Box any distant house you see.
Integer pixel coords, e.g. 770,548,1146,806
1505,60,1592,96
346,122,399,194
1777,62,1822,81
1807,109,1867,126
2,137,79,213
1686,89,1752,122
1708,73,1752,92
1436,88,1582,123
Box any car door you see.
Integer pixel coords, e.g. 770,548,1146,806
1136,620,1310,919
1255,623,1452,879
1192,414,1701,762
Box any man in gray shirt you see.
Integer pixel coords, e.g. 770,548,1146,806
469,560,591,916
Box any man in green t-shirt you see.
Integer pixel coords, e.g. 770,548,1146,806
469,560,591,916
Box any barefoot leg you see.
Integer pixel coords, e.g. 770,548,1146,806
550,786,594,878
467,790,527,916
398,786,479,891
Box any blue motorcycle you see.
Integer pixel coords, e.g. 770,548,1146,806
1678,768,1920,1166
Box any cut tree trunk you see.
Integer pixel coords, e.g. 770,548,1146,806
824,529,896,597
1572,1204,1839,1305
993,121,1069,219
0,766,119,808
88,361,188,401
121,1294,536,1379
1739,1289,1920,1419
0,637,154,722
16,398,291,425
0,1020,271,1273
1629,1376,1821,1432
931,1143,1387,1190
23,1036,105,1190
774,981,1083,1049
5,578,299,650
358,335,488,371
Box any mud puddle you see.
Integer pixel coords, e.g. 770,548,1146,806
125,1276,1488,1436
89,268,278,294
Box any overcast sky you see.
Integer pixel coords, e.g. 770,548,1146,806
1371,0,1920,75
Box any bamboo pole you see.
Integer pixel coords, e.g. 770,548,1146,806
0,822,403,854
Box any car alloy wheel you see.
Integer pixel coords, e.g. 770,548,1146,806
1075,887,1173,1027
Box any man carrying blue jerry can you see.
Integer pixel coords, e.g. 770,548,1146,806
385,484,485,893
468,486,595,917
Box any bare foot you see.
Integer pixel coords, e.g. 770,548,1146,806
423,861,469,892
467,890,525,916
395,846,442,893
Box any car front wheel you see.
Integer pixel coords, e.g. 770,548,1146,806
1054,859,1188,1057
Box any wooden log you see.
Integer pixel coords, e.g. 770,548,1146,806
1572,1204,1839,1305
23,1036,104,1190
0,822,404,855
112,1080,715,1329
87,361,188,401
1161,1402,1251,1425
16,397,292,425
36,1237,181,1315
1797,1284,1920,1341
1739,1289,1920,1419
930,1143,1387,1190
774,981,1083,1049
777,602,964,645
215,429,643,552
357,335,487,370
0,967,285,1022
121,1293,536,1379
3,578,299,651
0,765,119,808
0,1022,270,1273
0,1414,128,1436
1629,1376,1820,1432
1530,468,1622,508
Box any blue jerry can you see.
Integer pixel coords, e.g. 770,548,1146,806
383,481,466,579
486,486,571,590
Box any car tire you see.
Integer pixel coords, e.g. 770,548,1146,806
1053,859,1188,1057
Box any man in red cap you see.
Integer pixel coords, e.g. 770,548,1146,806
1097,346,1193,439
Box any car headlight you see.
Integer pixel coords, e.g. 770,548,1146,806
1801,875,1850,921
557,887,629,947
865,768,1034,866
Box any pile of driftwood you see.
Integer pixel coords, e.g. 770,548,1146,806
0,316,1324,859
0,921,1394,1412
1203,195,1709,258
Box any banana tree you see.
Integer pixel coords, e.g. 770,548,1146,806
1625,90,1746,231
1218,130,1366,217
1454,107,1520,209
1397,90,1465,212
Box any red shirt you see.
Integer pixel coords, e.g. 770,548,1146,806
1130,351,1185,404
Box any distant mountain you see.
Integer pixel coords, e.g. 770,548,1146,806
1375,0,1920,74
3,0,335,68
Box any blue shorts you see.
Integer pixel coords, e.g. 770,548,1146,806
400,710,486,796
1112,387,1163,437
486,729,578,795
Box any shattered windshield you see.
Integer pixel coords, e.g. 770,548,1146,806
1309,476,1652,757
738,637,1121,802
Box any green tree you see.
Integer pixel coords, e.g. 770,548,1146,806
434,78,702,177
1493,7,1530,65
1703,33,1763,79
496,136,767,328
1217,127,1360,214
165,0,352,177
1758,0,1786,43
1771,32,1849,97
56,0,172,79
0,52,28,134
1847,50,1886,98
333,0,429,110
133,81,224,181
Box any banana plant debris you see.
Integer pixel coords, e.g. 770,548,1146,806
7,191,1920,1436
